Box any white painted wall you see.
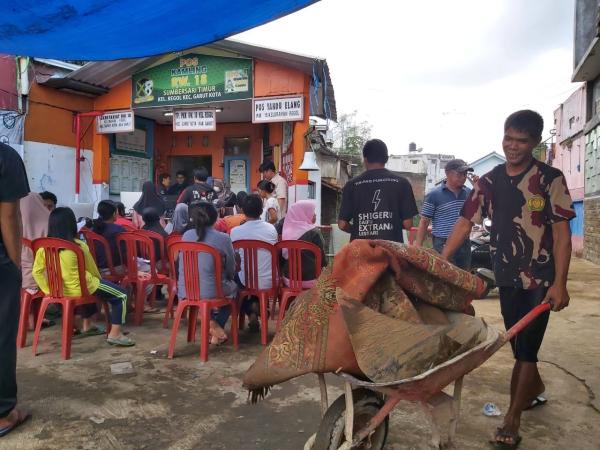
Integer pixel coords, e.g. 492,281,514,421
23,141,100,207
470,154,506,178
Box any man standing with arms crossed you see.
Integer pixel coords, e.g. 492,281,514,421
442,110,575,448
338,139,418,242
0,143,31,438
415,159,474,270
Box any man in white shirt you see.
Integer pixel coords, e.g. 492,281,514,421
259,161,287,216
230,194,278,331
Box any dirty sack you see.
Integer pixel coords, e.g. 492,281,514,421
243,240,490,401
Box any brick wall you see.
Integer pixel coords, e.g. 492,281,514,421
584,196,600,264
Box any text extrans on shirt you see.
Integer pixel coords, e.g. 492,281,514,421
339,168,418,242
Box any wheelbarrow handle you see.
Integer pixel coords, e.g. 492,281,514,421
505,303,552,341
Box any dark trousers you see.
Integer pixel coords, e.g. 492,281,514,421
499,286,550,362
75,280,128,325
432,235,472,271
0,261,21,418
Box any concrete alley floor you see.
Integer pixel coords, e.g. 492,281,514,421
4,257,600,450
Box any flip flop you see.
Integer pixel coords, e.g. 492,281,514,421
209,334,228,346
0,409,31,438
106,335,136,347
490,427,522,448
73,325,106,339
143,307,161,314
41,319,56,329
524,395,547,411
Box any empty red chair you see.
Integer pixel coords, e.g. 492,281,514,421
166,241,239,362
17,238,44,348
275,240,322,331
116,232,176,326
31,238,109,360
233,240,278,345
80,229,124,284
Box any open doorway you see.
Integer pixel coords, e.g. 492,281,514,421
170,156,212,181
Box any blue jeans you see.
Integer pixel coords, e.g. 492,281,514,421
432,236,471,271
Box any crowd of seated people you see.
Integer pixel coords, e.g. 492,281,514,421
22,170,328,353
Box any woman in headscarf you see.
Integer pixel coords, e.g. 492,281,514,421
20,192,53,328
132,181,166,229
165,203,189,235
281,200,327,289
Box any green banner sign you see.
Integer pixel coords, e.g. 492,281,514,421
132,54,253,108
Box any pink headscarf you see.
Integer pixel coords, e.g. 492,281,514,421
20,193,50,290
282,200,317,242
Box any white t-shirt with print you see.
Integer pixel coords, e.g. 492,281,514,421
270,173,288,216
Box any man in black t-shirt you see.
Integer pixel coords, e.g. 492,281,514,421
338,139,418,242
177,167,216,207
0,143,31,437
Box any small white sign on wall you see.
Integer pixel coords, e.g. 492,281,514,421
173,109,216,131
96,110,135,134
252,96,304,123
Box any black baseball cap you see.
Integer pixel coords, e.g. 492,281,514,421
446,159,473,173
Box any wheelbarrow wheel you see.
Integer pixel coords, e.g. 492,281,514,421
313,388,388,450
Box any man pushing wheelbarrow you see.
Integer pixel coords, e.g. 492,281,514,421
243,111,575,449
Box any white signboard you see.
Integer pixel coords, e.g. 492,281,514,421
252,96,304,123
96,110,135,134
228,159,247,193
173,109,216,131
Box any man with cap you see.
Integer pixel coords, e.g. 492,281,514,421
415,159,475,270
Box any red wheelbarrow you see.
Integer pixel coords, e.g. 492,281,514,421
305,303,551,450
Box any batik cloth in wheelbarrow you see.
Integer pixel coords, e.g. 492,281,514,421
243,240,490,400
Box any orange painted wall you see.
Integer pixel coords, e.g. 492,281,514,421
254,60,305,97
91,79,132,181
24,83,95,148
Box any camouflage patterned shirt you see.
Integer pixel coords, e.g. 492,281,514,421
461,159,575,289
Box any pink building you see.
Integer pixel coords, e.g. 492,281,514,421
552,84,586,254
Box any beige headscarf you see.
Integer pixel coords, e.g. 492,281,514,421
20,193,50,290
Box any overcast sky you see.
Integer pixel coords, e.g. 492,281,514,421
235,0,579,164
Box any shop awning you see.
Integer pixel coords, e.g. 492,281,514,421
0,0,319,60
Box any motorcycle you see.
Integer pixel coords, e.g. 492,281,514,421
470,218,496,293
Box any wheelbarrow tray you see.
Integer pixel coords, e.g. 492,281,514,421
338,324,505,402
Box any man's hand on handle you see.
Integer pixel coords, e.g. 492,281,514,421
542,283,570,312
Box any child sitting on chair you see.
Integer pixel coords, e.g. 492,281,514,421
32,207,135,346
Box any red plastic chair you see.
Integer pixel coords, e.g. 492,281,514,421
80,229,124,284
233,240,278,345
137,230,168,274
275,240,322,331
17,239,44,348
116,232,176,326
166,241,239,362
31,237,109,360
161,234,184,326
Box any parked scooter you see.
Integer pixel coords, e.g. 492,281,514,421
470,218,496,293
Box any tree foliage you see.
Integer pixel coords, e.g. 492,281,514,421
331,111,372,156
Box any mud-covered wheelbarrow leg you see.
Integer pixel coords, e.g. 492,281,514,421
421,376,464,449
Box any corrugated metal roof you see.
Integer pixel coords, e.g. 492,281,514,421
37,38,336,120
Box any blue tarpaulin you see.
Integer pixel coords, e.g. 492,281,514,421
0,1,318,60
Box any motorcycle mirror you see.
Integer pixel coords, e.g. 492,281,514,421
483,218,492,229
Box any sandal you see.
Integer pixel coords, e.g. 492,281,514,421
143,307,161,314
0,408,31,438
209,334,228,346
490,427,522,448
524,395,547,411
106,335,136,347
74,325,106,339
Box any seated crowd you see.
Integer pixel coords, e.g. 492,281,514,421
20,170,328,353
